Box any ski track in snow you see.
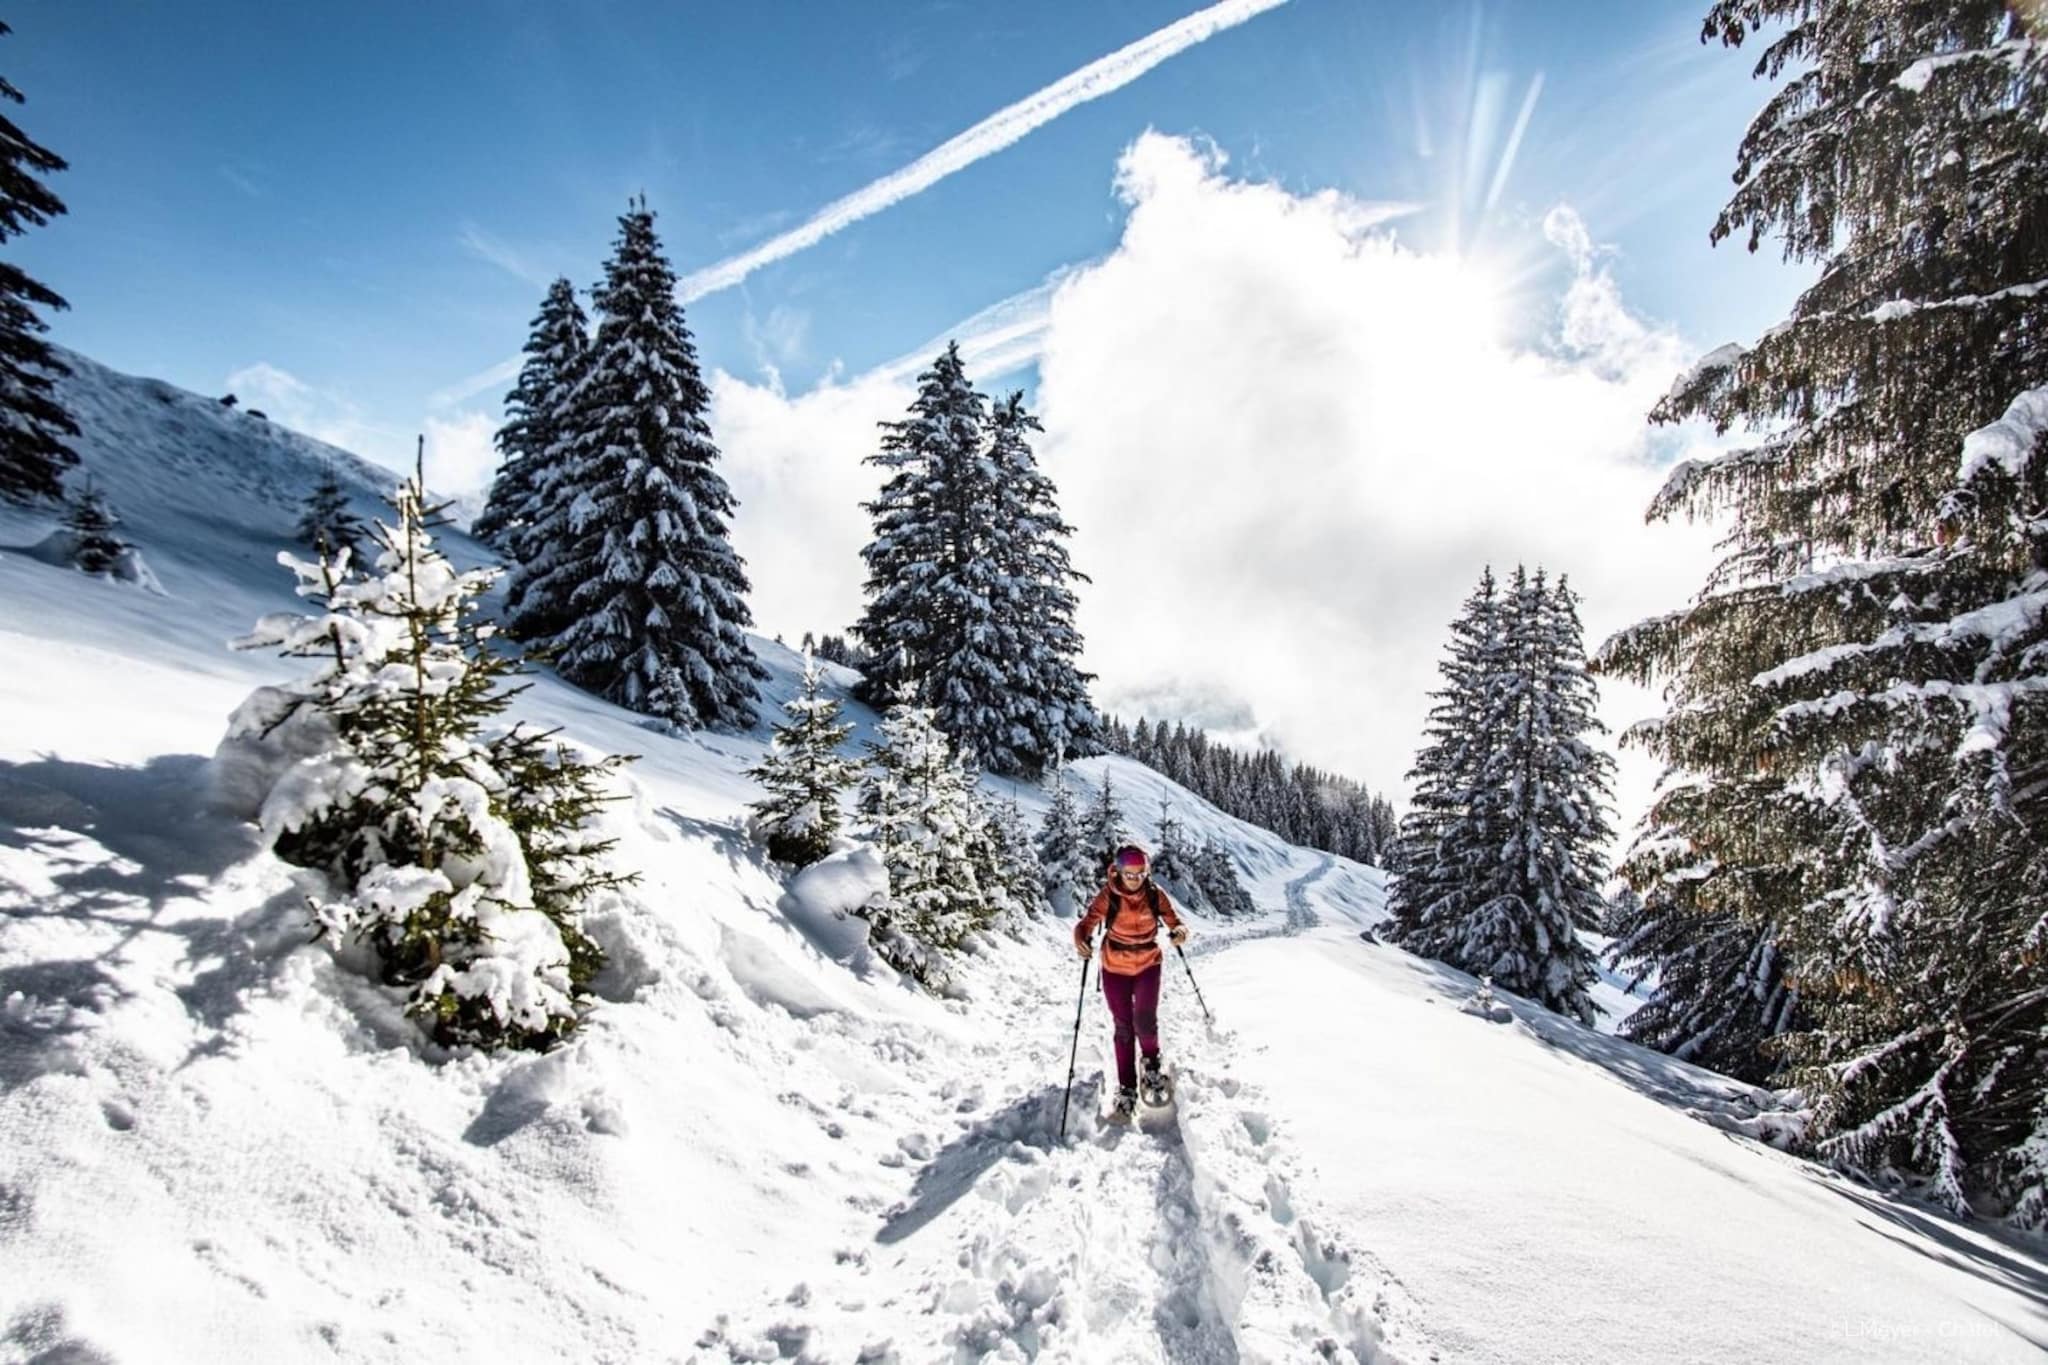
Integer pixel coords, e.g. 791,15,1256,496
695,852,1432,1364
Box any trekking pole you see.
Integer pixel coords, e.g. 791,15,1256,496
1173,940,1213,1025
1059,941,1094,1139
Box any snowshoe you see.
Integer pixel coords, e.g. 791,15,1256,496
1106,1086,1138,1126
1140,1055,1174,1107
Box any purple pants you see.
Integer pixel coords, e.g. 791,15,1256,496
1101,963,1162,1089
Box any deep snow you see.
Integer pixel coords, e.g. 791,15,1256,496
2,352,2044,1362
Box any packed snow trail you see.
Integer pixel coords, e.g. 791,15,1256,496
1187,853,1331,959
696,873,1433,1364
1283,857,1326,932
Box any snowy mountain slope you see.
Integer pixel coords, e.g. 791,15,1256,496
3,353,2045,1363
1209,932,2048,1364
0,349,408,655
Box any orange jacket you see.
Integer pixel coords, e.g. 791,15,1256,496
1075,879,1183,976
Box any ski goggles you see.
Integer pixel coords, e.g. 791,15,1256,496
1113,847,1149,873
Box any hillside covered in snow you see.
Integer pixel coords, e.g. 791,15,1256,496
3,354,2045,1363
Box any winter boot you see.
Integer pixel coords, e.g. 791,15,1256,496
1108,1085,1138,1125
1140,1053,1172,1106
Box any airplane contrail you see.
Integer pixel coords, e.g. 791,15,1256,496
676,0,1293,302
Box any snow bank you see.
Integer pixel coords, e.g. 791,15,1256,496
12,524,165,593
776,843,885,968
1206,929,2048,1364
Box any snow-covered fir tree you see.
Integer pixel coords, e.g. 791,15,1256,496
475,277,587,563
986,794,1047,923
1034,766,1096,915
1145,803,1209,914
985,390,1100,771
854,696,994,990
957,782,1044,933
295,466,366,563
1151,804,1196,887
63,481,125,575
1604,831,1802,1085
1191,839,1256,918
855,344,980,710
509,200,765,729
0,24,76,505
222,467,631,1050
1078,770,1131,876
1456,570,1611,1023
1396,567,1612,1022
854,349,1097,776
746,651,859,868
1595,0,2048,1222
1390,567,1506,949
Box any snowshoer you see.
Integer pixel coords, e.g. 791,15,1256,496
1074,843,1188,1123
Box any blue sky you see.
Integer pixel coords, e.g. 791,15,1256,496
19,0,1798,434
10,0,1815,811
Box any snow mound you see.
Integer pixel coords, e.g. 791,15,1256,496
777,843,884,968
14,524,166,593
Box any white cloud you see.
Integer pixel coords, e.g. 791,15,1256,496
1024,132,1720,836
709,366,910,646
422,411,502,521
675,0,1294,302
741,305,814,380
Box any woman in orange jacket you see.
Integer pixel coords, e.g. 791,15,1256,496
1073,843,1190,1122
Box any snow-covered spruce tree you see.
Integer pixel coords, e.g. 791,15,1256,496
512,200,765,729
1034,766,1096,914
955,777,1041,934
226,468,631,1050
1149,804,1215,914
1367,795,1398,867
811,633,866,671
855,343,982,710
0,24,76,505
854,352,1098,776
985,390,1100,771
475,277,588,559
296,466,367,563
856,344,1013,770
747,651,859,868
63,481,125,575
1390,567,1507,951
987,793,1047,923
1396,568,1610,1021
1452,570,1611,1023
1079,770,1131,876
1152,804,1197,888
1604,824,1803,1085
1192,839,1256,918
1596,1,2048,1220
854,696,991,989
